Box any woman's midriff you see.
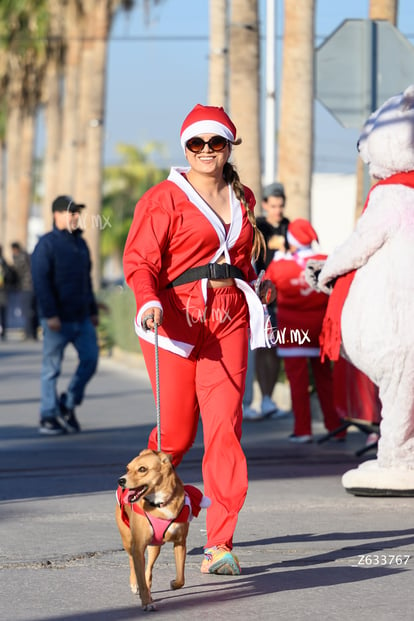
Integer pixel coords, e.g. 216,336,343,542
207,278,235,288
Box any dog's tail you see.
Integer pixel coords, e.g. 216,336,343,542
184,484,211,519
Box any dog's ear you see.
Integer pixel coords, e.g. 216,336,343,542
158,452,173,466
139,448,156,457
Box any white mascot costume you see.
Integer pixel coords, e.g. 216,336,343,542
307,84,414,496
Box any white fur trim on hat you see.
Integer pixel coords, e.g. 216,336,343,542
287,219,318,248
287,231,304,248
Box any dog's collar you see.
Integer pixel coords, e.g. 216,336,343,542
144,497,164,508
144,495,174,508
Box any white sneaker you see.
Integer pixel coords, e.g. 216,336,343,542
243,406,264,421
288,434,313,444
261,395,278,417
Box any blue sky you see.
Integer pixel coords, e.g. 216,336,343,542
105,0,414,175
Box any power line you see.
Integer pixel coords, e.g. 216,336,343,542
4,31,414,43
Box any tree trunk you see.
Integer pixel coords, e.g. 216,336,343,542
43,57,62,230
5,84,37,252
73,24,92,204
4,107,23,252
43,1,65,229
59,0,84,194
57,0,125,289
277,0,315,220
369,0,398,21
4,68,24,257
76,0,117,290
229,0,261,203
0,140,5,247
18,108,36,247
355,0,399,220
209,0,229,107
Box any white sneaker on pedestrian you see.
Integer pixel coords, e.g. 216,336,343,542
261,395,278,417
271,407,292,420
243,406,264,421
288,434,313,444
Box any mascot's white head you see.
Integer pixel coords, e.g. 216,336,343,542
357,84,414,180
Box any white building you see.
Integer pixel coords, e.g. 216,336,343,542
311,172,357,254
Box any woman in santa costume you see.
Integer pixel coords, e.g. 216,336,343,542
123,104,272,575
265,219,343,443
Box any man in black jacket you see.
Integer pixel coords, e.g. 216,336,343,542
31,196,99,435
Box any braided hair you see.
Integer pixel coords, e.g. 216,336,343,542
223,158,265,261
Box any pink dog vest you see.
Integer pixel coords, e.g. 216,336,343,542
116,484,205,546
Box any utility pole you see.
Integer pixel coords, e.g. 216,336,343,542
264,0,276,186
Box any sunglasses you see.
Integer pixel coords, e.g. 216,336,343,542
185,135,229,153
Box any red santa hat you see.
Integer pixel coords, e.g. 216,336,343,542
180,104,237,151
287,219,319,248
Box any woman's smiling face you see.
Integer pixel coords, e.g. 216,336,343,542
185,133,231,174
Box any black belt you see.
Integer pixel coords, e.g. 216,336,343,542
166,263,245,288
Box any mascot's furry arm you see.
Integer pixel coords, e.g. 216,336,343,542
305,259,330,293
314,187,399,289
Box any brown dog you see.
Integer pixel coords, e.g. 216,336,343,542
115,449,209,611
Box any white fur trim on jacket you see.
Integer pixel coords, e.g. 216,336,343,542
167,167,267,351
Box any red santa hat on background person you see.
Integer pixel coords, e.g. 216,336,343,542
180,104,237,151
287,219,319,249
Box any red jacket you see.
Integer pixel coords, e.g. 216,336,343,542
123,167,266,355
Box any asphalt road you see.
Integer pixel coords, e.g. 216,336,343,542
1,338,413,620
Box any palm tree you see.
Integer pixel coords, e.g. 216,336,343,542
355,0,399,219
0,0,167,271
277,0,315,220
209,0,229,108
0,56,7,247
56,0,84,195
19,57,43,242
101,142,169,275
42,1,66,229
229,0,261,202
75,0,117,290
370,0,398,22
0,0,49,253
57,0,142,289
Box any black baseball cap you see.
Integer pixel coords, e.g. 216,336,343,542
52,195,86,213
263,182,286,201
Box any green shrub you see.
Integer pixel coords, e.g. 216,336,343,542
97,286,140,354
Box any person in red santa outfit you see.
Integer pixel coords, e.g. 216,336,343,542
265,219,344,443
123,104,274,576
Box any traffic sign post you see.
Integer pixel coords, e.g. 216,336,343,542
316,19,414,129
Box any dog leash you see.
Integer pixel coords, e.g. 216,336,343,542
154,322,161,451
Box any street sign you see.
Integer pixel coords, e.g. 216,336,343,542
316,19,414,128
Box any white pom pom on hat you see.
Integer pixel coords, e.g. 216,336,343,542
180,104,236,151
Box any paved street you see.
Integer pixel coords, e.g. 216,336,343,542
1,337,413,620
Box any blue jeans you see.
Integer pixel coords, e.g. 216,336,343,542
243,346,256,407
40,318,99,419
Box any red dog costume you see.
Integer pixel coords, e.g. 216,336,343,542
123,105,267,551
116,484,209,546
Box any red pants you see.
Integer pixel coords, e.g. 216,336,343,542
140,286,249,550
333,356,381,423
283,356,342,436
